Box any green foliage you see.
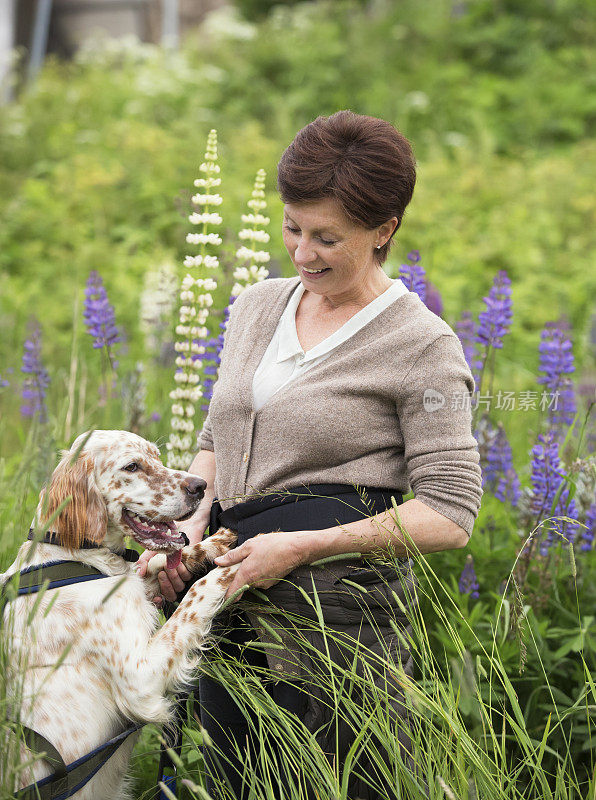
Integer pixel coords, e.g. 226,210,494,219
1,0,595,795
0,0,595,385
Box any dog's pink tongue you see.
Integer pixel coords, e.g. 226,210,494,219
166,551,182,570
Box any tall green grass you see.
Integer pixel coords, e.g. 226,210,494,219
132,541,596,799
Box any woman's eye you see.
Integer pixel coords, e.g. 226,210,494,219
122,462,139,473
285,225,300,234
319,237,336,246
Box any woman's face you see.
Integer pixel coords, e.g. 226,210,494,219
282,198,395,306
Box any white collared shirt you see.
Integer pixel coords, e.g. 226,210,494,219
252,279,409,411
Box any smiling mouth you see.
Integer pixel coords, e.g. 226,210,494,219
122,508,188,568
302,267,331,275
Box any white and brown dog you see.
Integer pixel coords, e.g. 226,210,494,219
1,430,238,799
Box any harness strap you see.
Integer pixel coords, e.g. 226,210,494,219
16,724,143,800
3,561,108,598
23,727,67,780
27,531,141,563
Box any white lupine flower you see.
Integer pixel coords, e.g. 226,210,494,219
169,132,223,467
192,194,223,206
189,212,223,225
186,233,223,246
169,387,202,402
239,229,270,243
184,255,204,268
229,169,270,313
172,418,194,433
236,247,270,263
241,213,270,225
197,293,214,308
248,198,267,211
250,266,269,281
194,177,222,188
233,267,250,282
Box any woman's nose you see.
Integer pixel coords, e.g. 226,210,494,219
293,237,317,265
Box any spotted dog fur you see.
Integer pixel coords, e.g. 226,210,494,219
1,430,238,800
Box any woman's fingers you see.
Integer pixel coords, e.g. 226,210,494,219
214,543,247,566
176,563,192,582
135,549,157,577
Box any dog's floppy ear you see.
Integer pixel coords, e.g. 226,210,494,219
39,451,107,549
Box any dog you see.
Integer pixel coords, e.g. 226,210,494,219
1,430,238,799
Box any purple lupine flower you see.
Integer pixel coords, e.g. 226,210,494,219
459,555,479,599
484,424,521,506
538,320,576,428
496,467,521,508
0,369,11,388
424,280,443,317
149,411,162,423
475,270,512,351
399,250,426,303
21,318,50,421
84,271,121,369
581,502,596,552
530,431,579,553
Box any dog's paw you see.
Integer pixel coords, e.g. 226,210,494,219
181,528,238,575
145,553,168,577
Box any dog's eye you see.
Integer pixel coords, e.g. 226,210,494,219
122,462,139,473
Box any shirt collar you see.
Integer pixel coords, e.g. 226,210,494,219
276,278,409,364
276,283,306,362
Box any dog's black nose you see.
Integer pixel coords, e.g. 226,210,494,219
182,477,207,497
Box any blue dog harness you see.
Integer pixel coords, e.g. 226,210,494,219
2,532,144,800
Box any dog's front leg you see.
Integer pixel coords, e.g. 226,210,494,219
108,564,239,725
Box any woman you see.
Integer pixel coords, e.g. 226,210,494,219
141,110,482,798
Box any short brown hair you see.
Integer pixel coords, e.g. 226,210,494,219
277,110,416,264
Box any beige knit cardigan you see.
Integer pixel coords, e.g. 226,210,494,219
198,277,482,535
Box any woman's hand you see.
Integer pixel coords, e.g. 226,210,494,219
136,511,210,605
214,532,308,599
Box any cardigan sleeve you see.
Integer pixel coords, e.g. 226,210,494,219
197,415,214,451
397,333,483,536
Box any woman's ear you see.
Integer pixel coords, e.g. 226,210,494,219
39,451,107,549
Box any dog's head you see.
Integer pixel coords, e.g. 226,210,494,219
36,430,206,565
